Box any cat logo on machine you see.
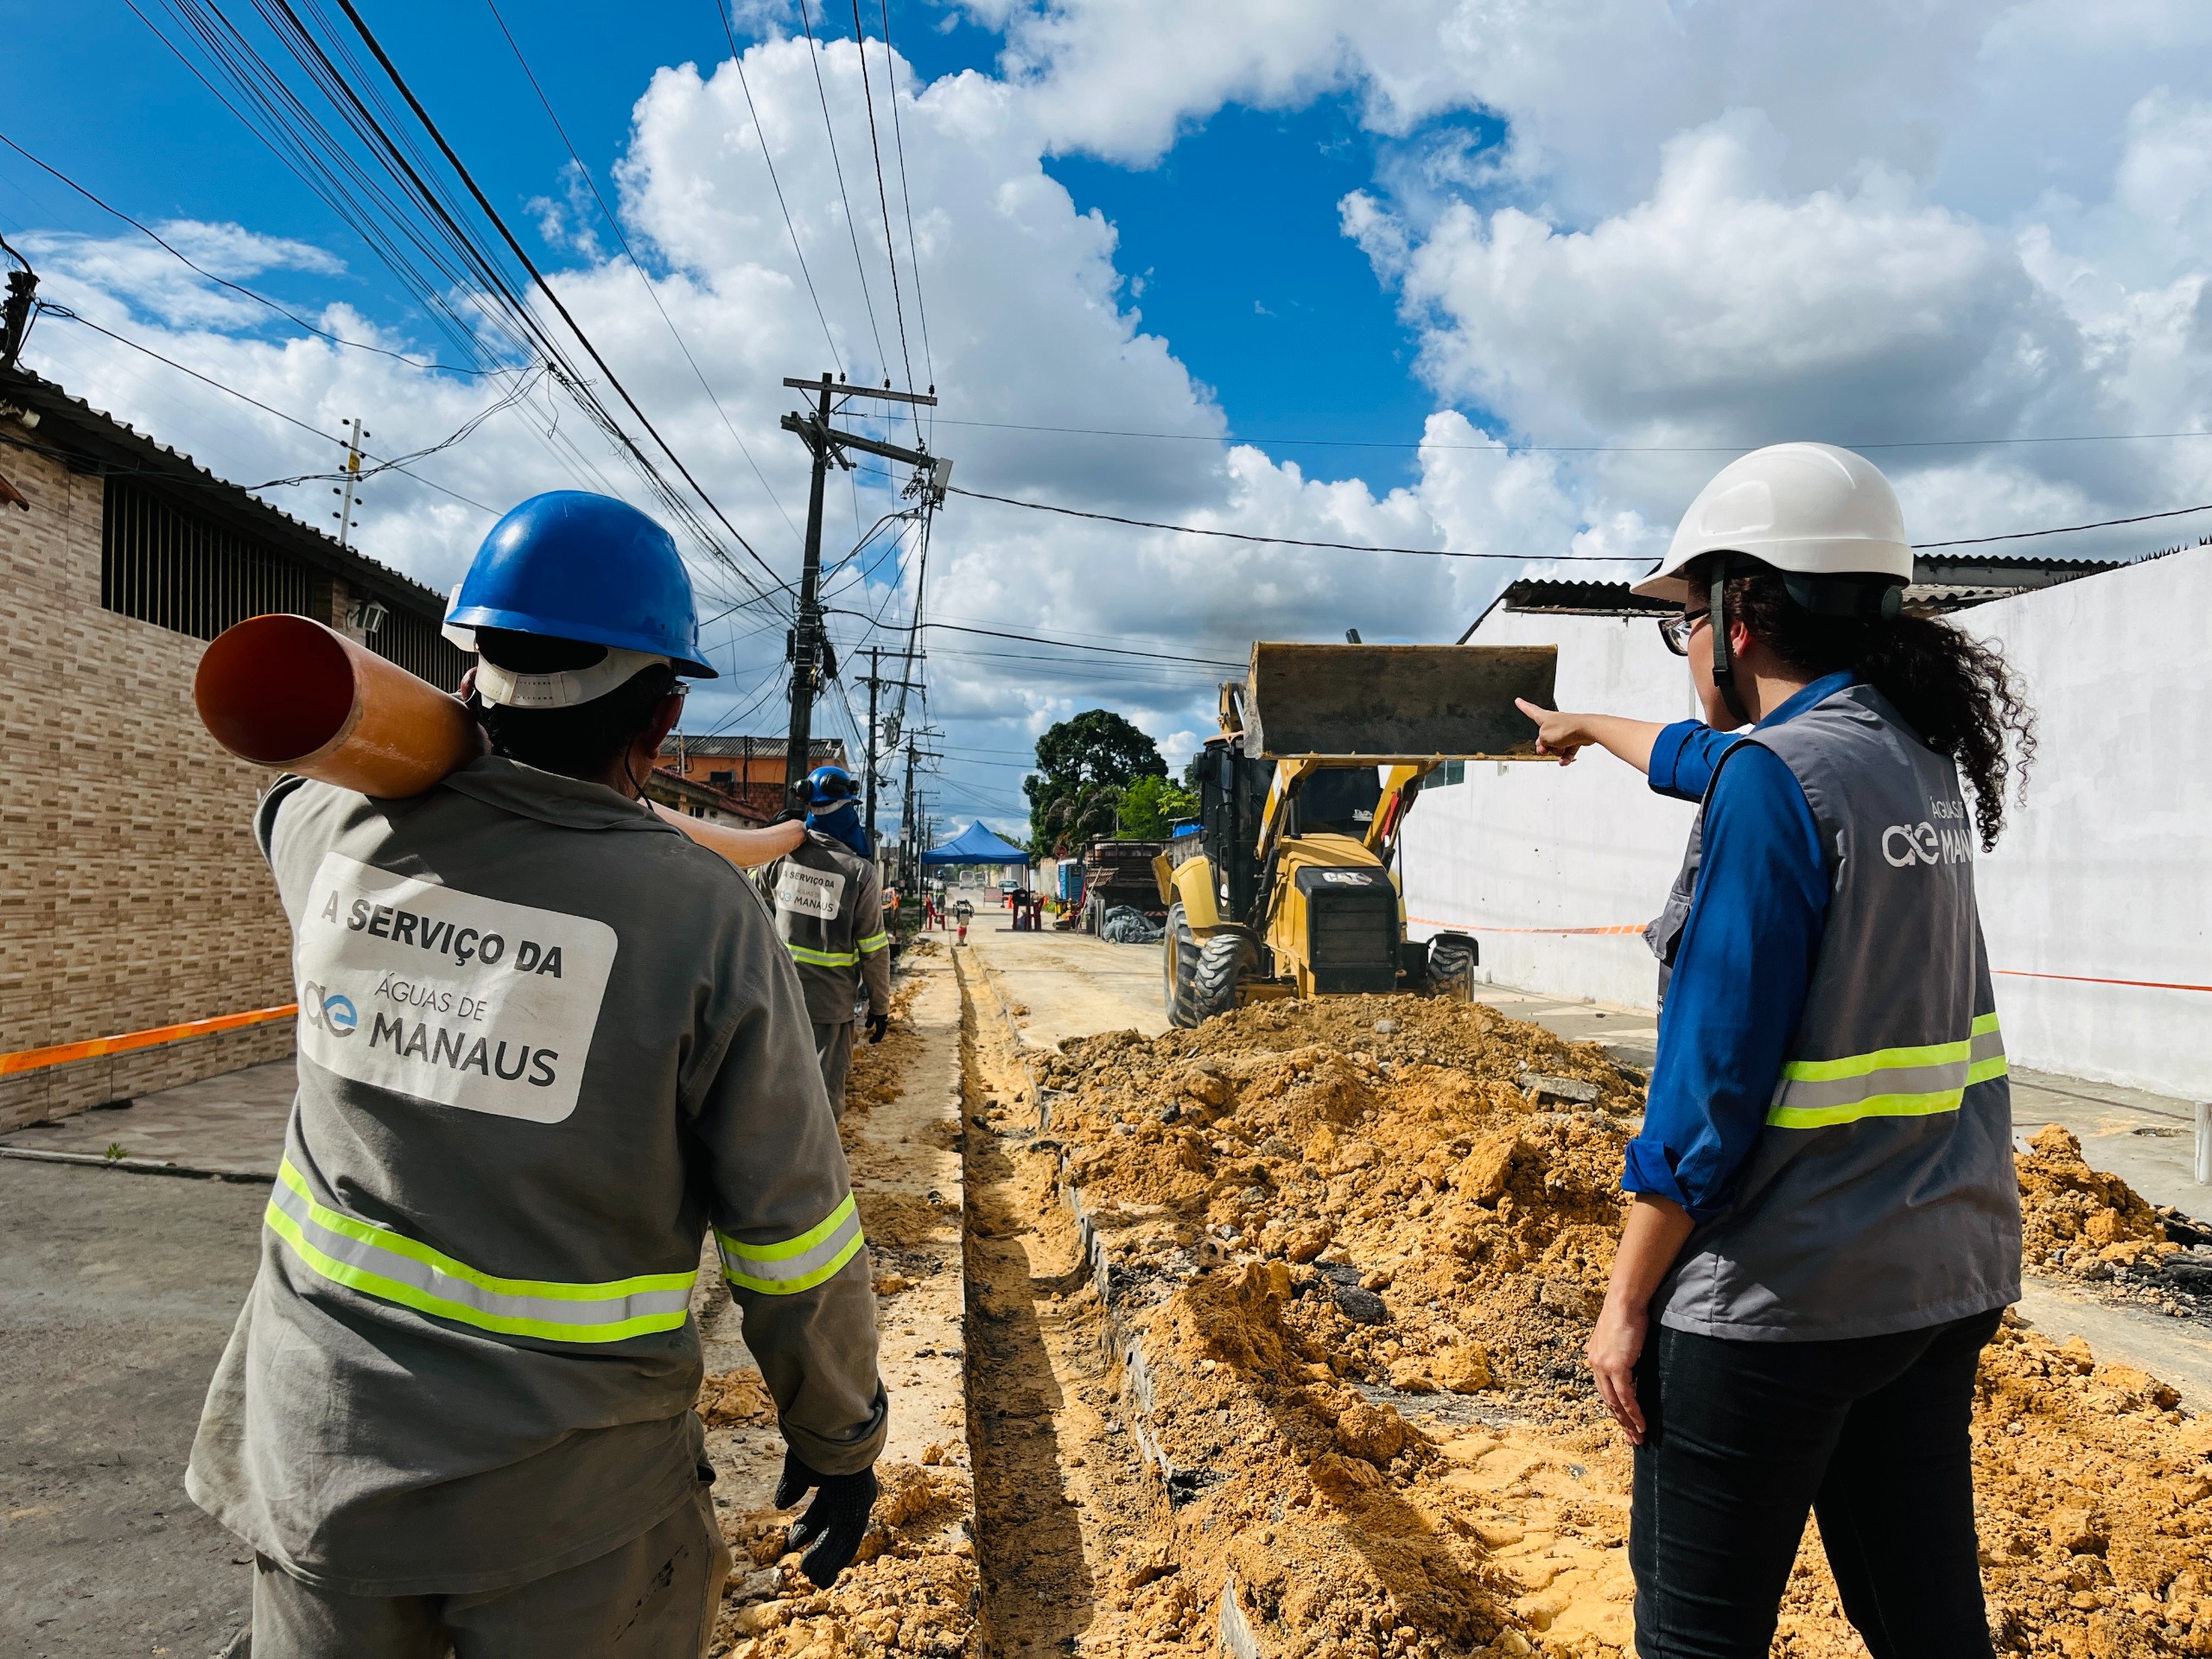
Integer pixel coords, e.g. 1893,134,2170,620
1319,870,1376,885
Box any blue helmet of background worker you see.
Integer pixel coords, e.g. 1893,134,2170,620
804,765,870,858
443,492,716,704
805,766,859,809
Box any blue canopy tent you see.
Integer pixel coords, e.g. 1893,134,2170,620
920,821,1031,868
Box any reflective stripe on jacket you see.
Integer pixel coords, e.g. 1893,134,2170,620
760,831,893,1026
1656,684,2022,1341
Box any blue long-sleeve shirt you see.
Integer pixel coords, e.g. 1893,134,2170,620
1621,672,1854,1220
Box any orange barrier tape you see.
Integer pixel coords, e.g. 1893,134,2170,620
0,1003,298,1078
1995,969,2212,995
1413,916,2212,991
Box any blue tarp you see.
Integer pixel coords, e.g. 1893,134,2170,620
920,821,1031,867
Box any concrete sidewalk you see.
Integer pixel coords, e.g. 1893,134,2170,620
0,1060,293,1181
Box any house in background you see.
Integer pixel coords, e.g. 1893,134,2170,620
659,734,850,819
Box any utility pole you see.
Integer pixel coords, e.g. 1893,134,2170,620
778,373,951,810
331,418,368,550
857,645,925,853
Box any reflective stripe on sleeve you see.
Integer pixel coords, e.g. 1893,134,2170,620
1767,1013,2007,1128
784,941,860,969
716,1192,866,1295
856,931,890,955
264,1160,695,1343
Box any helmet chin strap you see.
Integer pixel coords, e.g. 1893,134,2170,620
1708,564,1751,726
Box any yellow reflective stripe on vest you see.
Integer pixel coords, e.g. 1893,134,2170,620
716,1192,865,1295
784,941,859,969
1767,1014,2006,1129
856,931,890,955
264,1160,695,1343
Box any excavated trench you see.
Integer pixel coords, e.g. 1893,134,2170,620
711,938,2212,1659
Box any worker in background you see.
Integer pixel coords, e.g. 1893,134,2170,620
1517,445,2031,1659
758,766,891,1120
188,492,886,1656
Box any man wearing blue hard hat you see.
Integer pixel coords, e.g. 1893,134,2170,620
187,492,886,1656
754,763,893,1120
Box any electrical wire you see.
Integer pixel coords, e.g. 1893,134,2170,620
846,2,911,391
714,0,842,378
1912,502,2212,548
484,0,801,545
0,129,498,375
792,0,887,378
874,0,931,401
330,0,790,602
36,304,502,513
946,484,1647,563
930,416,2212,454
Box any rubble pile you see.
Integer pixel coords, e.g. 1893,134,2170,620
1033,995,2212,1658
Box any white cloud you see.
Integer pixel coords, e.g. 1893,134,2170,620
22,5,2212,826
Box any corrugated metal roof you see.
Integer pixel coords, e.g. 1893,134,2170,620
1498,550,2142,621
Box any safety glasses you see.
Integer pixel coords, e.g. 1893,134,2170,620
1657,609,1711,657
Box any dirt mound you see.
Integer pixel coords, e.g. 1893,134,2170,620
716,1461,976,1657
1036,994,2212,1658
2018,1124,2180,1274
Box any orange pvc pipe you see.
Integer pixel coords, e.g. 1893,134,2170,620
194,613,806,870
195,613,480,798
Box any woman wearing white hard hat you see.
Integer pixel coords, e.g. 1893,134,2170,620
1518,443,2033,1657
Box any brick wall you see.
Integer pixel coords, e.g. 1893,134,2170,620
0,440,296,1132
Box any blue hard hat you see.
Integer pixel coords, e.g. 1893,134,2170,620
448,492,717,677
806,765,858,807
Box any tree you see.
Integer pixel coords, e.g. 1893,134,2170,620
1117,774,1198,839
1022,709,1166,855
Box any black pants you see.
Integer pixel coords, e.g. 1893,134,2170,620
1630,1306,2002,1659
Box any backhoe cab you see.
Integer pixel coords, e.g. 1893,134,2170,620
1154,640,1557,1028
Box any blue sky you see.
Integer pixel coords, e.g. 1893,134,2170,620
8,3,2212,835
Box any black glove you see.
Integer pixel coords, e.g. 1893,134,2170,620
866,1011,890,1044
774,1449,879,1586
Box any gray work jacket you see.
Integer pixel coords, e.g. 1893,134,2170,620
758,830,893,1027
1656,684,2022,1340
186,758,885,1596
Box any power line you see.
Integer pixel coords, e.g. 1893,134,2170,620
1913,501,2212,547
484,0,800,545
331,0,790,601
930,416,2212,454
946,485,1648,563
846,3,911,391
792,0,887,378
874,0,931,400
0,129,497,376
715,0,842,378
38,305,501,513
831,613,1245,666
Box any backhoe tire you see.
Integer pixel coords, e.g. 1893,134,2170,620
1427,931,1478,1003
1185,928,1256,1027
1162,903,1201,1027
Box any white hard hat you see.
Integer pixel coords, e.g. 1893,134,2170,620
1632,442,1912,603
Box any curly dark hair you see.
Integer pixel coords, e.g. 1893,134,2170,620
1726,570,2036,850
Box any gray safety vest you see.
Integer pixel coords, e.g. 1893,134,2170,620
1653,683,2022,1341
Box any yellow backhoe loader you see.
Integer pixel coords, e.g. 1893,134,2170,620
1154,641,1556,1027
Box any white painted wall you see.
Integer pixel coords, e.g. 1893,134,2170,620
1401,548,2212,1098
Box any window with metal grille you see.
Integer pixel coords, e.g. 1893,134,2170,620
99,477,466,690
101,475,315,641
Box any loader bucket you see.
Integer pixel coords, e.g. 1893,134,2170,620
1243,642,1558,761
